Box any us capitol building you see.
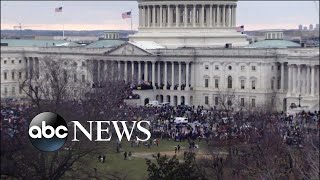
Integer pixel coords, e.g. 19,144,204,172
1,0,319,112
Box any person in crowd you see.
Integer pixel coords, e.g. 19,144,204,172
123,152,127,160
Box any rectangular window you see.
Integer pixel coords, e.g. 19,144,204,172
271,79,274,90
19,72,22,79
205,79,209,88
4,87,8,95
82,75,86,82
74,74,77,83
215,79,219,88
252,80,256,90
12,72,15,80
12,87,15,95
11,60,14,64
252,66,256,71
4,72,7,80
63,70,68,82
271,66,274,71
4,60,7,64
215,65,219,70
241,98,245,106
205,65,209,70
278,65,281,70
227,98,232,106
205,96,209,105
19,87,23,94
241,80,245,89
251,99,256,107
19,60,22,64
241,66,245,71
215,96,219,105
277,78,281,89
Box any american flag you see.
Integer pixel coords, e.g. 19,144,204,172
122,11,132,19
236,25,244,32
55,7,62,13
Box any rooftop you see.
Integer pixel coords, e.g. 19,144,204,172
247,39,301,49
85,39,125,48
0,39,81,47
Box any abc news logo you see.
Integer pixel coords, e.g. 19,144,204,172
28,112,151,152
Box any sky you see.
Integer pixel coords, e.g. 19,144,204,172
1,1,319,31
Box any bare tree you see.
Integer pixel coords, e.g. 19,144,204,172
1,56,132,180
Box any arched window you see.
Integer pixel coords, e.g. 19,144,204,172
228,76,232,89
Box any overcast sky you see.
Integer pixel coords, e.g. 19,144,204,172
1,1,319,31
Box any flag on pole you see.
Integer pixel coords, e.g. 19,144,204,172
122,11,132,19
55,7,63,13
236,25,244,32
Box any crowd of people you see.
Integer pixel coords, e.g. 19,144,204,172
1,99,319,154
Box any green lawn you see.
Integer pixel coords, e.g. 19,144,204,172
62,139,210,180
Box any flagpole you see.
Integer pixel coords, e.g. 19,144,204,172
62,8,65,38
130,9,133,31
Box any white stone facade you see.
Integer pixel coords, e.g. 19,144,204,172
1,45,319,111
1,0,319,112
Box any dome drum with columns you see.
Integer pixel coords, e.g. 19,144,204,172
130,0,248,48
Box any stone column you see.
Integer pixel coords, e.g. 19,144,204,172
217,5,220,27
152,62,156,89
201,4,205,27
158,62,161,86
297,65,301,94
160,5,163,27
171,62,175,90
233,5,236,27
222,5,225,27
97,60,100,82
104,60,108,80
176,5,179,27
186,62,190,90
288,65,292,95
209,5,213,27
193,5,196,27
118,61,121,80
281,63,284,92
190,63,194,89
147,6,151,27
213,5,216,27
164,62,168,89
306,65,310,95
311,66,315,96
225,5,228,27
131,61,134,82
138,6,141,27
124,61,128,82
153,5,156,27
291,65,295,93
146,62,149,82
168,5,171,27
184,5,188,27
228,6,232,27
157,6,160,26
142,7,145,27
163,6,167,25
178,62,182,90
110,61,114,80
138,61,141,84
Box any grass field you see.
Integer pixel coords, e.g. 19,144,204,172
63,139,211,180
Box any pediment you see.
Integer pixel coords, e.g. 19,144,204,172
104,42,152,56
